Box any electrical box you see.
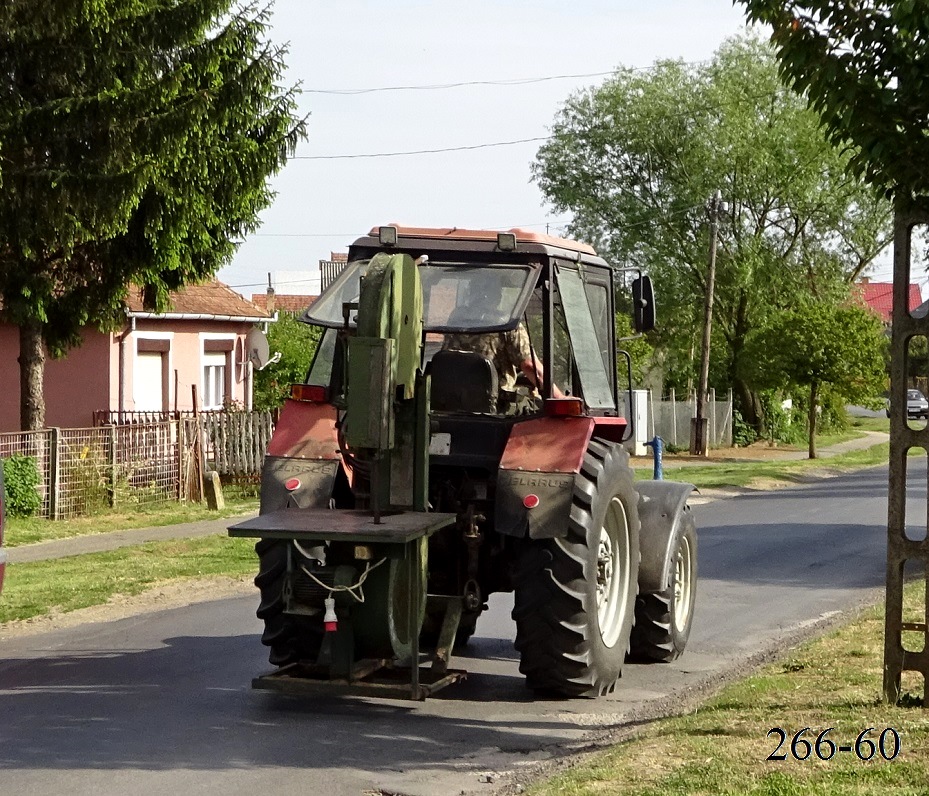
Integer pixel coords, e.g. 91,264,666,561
630,389,649,456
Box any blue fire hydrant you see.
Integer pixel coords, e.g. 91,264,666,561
644,436,664,480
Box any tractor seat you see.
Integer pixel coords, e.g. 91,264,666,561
429,349,499,413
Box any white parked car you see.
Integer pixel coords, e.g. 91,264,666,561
907,389,929,419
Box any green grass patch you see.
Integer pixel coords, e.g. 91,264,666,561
529,584,928,796
849,416,890,433
641,444,890,490
0,535,257,623
4,498,258,547
813,429,868,447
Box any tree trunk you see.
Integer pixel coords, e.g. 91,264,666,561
808,382,818,459
733,377,764,434
19,319,46,431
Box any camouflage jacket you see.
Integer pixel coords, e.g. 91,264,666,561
443,323,534,391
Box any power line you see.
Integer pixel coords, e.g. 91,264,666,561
297,63,709,96
290,85,794,161
291,137,550,160
299,71,617,95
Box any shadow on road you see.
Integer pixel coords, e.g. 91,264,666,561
0,633,581,773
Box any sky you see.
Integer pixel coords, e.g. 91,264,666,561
218,0,761,298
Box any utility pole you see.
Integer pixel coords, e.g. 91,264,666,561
690,190,727,456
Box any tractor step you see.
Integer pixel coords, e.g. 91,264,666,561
252,660,467,701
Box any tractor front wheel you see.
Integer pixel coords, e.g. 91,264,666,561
512,440,640,697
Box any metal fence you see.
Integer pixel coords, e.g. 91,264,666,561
649,389,733,449
0,429,54,517
0,411,275,520
619,389,733,449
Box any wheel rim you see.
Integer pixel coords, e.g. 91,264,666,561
597,496,632,648
672,532,694,633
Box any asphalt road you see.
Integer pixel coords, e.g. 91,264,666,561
0,463,905,796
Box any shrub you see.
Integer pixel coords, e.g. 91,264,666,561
732,409,757,447
2,454,42,517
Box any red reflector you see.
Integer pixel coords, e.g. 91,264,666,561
544,398,584,416
291,384,329,402
523,494,540,509
284,478,301,491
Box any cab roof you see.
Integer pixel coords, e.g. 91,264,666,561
367,224,599,257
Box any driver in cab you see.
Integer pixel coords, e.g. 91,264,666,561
441,274,564,408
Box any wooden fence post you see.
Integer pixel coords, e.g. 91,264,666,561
190,386,204,502
176,419,185,501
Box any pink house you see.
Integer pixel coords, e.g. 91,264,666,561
0,281,271,432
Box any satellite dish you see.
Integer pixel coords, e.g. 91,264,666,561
246,327,270,369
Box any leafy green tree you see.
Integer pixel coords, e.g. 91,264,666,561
736,1,929,199
253,314,322,411
0,1,306,429
742,302,887,458
533,35,890,431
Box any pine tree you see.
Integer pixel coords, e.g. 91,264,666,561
0,1,306,429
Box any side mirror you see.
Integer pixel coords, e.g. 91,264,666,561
631,275,656,334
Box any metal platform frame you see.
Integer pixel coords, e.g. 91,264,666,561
230,507,461,700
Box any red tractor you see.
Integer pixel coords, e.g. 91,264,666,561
231,225,696,698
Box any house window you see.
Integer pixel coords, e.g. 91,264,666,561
201,338,235,410
202,352,227,409
135,338,171,412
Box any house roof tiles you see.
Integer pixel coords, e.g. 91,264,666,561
127,281,270,320
855,281,922,323
251,293,318,314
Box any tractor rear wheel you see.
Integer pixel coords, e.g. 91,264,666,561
512,440,640,697
255,538,324,667
629,508,697,662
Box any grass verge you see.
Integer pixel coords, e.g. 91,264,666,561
529,583,928,796
0,535,257,624
4,498,258,547
643,443,890,490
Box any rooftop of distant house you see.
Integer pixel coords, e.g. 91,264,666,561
127,280,270,319
252,292,318,314
855,278,923,324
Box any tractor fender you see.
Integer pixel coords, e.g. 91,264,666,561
634,480,696,593
495,417,627,539
260,399,342,514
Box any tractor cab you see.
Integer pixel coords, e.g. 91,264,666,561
300,225,638,425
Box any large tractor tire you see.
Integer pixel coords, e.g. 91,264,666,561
630,508,697,662
255,538,324,667
512,439,640,697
